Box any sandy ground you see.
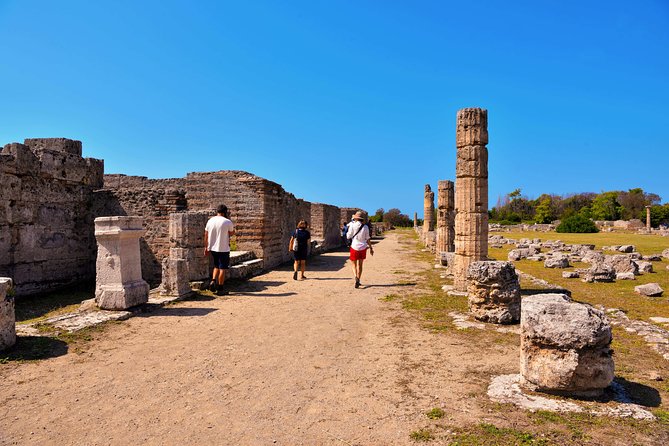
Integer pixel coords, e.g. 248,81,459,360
0,233,518,445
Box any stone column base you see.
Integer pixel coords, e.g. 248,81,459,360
96,280,149,310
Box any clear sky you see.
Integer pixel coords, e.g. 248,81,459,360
1,0,667,217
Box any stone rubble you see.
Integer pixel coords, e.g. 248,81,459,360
634,283,664,297
607,309,669,361
466,261,521,324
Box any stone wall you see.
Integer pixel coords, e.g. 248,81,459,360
0,139,103,294
311,203,343,249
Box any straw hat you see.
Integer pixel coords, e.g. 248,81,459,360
352,211,366,221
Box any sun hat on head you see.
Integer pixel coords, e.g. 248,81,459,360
352,211,365,221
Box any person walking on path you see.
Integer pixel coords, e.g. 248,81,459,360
346,211,373,288
289,220,311,280
204,204,235,296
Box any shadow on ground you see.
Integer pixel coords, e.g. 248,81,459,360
135,305,218,318
521,288,572,297
0,336,68,362
14,282,94,322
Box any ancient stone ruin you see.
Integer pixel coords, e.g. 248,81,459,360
94,216,150,310
1,138,357,297
422,184,435,248
520,293,614,396
0,278,16,351
436,180,455,256
453,108,489,292
466,261,520,324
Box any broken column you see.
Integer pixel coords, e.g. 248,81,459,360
0,278,16,351
94,216,149,310
453,108,489,292
521,293,614,396
646,206,651,231
436,180,455,256
467,261,520,324
413,212,418,231
422,185,435,242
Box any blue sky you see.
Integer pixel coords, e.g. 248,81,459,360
1,0,667,217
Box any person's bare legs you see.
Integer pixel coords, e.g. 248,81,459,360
357,260,364,283
300,260,306,279
293,260,299,280
351,259,358,280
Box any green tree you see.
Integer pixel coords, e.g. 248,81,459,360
369,208,384,223
590,191,622,221
556,214,599,233
534,197,554,224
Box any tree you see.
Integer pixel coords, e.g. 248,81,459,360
618,188,661,220
383,208,412,227
590,191,622,221
534,197,554,224
369,208,384,223
556,215,599,233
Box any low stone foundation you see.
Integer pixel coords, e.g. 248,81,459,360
466,261,520,324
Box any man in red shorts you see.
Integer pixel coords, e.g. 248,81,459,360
346,211,373,288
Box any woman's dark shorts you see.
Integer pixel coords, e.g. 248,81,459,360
293,249,308,261
211,251,230,269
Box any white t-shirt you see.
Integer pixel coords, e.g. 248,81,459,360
346,221,370,251
205,216,234,252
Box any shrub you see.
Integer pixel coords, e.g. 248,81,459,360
556,214,599,233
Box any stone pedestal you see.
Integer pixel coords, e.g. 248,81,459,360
436,180,455,257
453,108,489,291
95,217,149,310
467,261,520,324
0,278,16,351
161,258,192,297
520,294,614,396
168,211,209,281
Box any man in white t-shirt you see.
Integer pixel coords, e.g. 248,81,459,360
204,204,235,295
346,211,373,288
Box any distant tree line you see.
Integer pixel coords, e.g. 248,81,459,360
490,188,669,227
369,208,414,227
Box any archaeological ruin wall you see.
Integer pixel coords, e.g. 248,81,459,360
0,139,103,295
310,203,342,249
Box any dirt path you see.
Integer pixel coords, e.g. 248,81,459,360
0,232,517,445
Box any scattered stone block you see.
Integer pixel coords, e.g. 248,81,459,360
544,255,570,268
508,248,530,261
562,271,579,279
634,261,653,273
94,216,150,310
582,251,604,264
582,263,616,283
616,272,636,280
604,255,639,275
0,278,16,351
160,258,192,298
618,245,635,253
634,283,664,297
643,254,662,261
467,261,520,324
520,293,614,396
662,248,669,260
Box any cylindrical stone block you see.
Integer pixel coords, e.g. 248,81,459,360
467,261,520,324
455,177,488,214
423,185,435,237
456,108,488,147
436,180,455,255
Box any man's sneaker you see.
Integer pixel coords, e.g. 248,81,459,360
216,286,228,296
293,271,298,281
208,280,217,292
354,278,360,288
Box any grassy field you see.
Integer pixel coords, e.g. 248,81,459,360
389,229,669,445
489,230,669,322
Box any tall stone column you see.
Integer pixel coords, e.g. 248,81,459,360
413,212,418,230
0,278,16,352
422,185,435,240
436,180,455,255
95,216,149,310
453,108,489,292
646,206,651,230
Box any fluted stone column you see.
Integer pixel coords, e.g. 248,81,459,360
95,216,149,310
413,212,418,230
453,108,489,292
646,206,651,230
0,278,16,352
436,180,455,256
423,185,435,241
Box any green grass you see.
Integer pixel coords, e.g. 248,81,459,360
426,407,445,419
410,428,434,442
14,282,94,323
449,422,549,446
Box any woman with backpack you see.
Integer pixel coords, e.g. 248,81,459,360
289,220,311,280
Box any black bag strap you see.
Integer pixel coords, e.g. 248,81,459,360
348,222,365,240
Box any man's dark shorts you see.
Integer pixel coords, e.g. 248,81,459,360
211,251,230,269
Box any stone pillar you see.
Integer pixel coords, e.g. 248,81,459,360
0,278,16,351
453,108,489,292
422,185,435,239
646,206,651,230
520,294,614,396
95,216,149,310
168,211,209,281
413,212,418,230
467,261,520,324
436,180,455,255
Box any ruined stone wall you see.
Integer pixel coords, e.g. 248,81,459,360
0,138,103,294
340,207,358,225
310,203,342,249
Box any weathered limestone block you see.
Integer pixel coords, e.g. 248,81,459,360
95,216,149,310
617,245,635,253
616,272,636,280
634,283,664,297
544,255,570,269
0,278,16,351
562,271,579,279
582,250,604,264
662,248,669,260
582,263,616,283
168,212,209,281
161,258,191,297
634,261,653,273
604,255,639,275
520,294,614,396
423,184,435,237
508,248,530,261
467,261,520,324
